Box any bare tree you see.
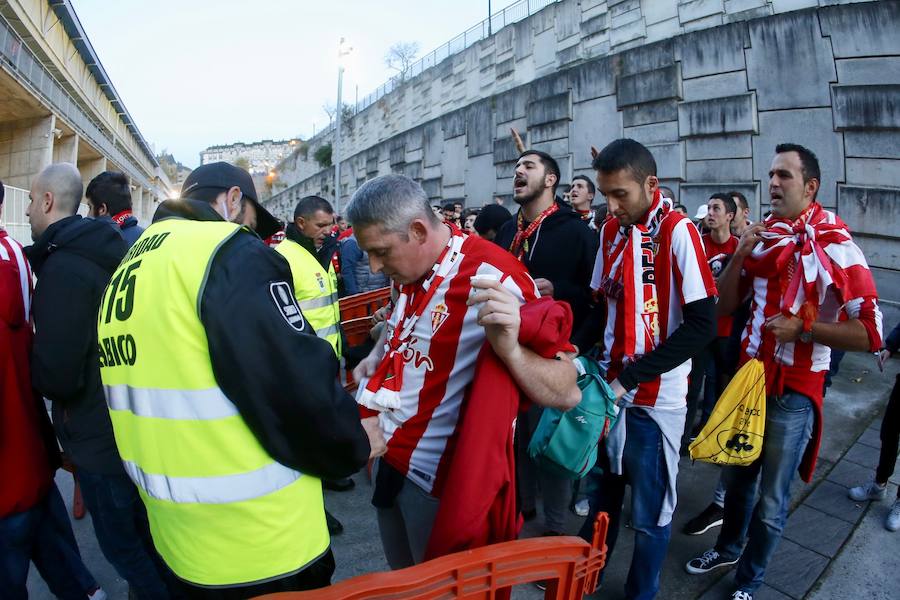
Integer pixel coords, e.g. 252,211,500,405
384,41,420,79
322,102,337,125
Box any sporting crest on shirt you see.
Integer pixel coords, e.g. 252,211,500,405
431,302,449,334
315,272,327,293
270,282,305,332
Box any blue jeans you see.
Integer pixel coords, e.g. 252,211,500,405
715,391,814,594
0,483,96,600
77,469,180,599
578,409,672,600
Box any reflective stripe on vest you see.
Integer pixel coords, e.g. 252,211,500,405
105,385,238,420
298,290,339,311
275,239,341,357
98,219,329,586
122,459,301,505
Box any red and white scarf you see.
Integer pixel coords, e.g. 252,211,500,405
509,201,559,261
602,190,673,361
357,227,466,411
743,202,876,327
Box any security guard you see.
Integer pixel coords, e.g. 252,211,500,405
97,162,382,597
276,196,342,357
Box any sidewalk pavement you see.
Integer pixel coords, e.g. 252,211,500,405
27,351,899,599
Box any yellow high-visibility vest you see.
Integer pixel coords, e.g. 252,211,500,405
97,218,328,587
275,238,342,357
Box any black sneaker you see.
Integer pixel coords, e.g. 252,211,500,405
323,477,355,492
685,549,739,575
682,503,724,536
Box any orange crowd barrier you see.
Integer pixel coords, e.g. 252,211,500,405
339,287,391,323
259,512,609,600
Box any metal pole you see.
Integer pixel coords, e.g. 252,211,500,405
334,63,343,213
488,0,492,36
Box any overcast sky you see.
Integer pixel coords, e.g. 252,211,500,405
72,0,513,167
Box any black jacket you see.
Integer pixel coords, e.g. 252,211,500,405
151,200,370,479
495,200,598,329
27,215,128,475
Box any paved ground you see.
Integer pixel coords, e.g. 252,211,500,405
27,351,899,599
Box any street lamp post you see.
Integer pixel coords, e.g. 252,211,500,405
334,38,352,214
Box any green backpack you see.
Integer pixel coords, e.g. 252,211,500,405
526,356,619,480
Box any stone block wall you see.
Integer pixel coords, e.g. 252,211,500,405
265,1,900,314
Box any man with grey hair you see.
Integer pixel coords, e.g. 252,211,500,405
349,174,580,568
26,163,179,596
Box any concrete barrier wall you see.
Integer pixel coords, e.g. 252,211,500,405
264,0,900,313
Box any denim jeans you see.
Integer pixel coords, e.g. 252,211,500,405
715,391,814,594
0,483,96,600
578,409,672,600
77,468,180,599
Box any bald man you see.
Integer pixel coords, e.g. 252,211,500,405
26,163,179,596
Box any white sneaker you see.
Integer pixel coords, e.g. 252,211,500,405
731,591,753,600
848,479,887,502
574,498,590,517
88,588,108,600
886,499,900,532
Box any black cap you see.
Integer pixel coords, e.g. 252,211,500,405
181,162,281,239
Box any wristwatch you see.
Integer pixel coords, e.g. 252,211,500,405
799,322,814,344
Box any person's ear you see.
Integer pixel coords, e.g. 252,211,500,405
42,191,54,215
645,175,659,198
409,219,428,243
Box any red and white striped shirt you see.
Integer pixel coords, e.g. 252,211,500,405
0,229,32,323
591,212,716,409
377,235,538,494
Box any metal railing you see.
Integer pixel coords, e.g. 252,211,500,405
2,184,88,247
0,13,157,192
353,0,558,114
1,185,32,246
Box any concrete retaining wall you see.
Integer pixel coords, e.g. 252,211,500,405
264,0,900,313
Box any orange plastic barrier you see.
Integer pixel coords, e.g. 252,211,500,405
259,512,609,600
339,287,391,323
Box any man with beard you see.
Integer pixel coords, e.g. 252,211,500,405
569,175,597,229
581,139,717,599
494,150,597,537
686,145,882,600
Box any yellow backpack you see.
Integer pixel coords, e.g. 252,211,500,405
689,358,766,466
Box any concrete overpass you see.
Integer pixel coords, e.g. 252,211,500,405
0,0,172,244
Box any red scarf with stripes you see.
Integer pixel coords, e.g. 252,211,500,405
743,202,876,328
509,202,559,261
603,190,672,361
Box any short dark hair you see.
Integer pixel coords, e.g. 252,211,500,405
518,149,561,194
728,190,748,212
775,143,820,197
443,202,457,212
572,174,595,195
294,195,333,220
85,171,132,215
708,193,737,218
592,139,657,185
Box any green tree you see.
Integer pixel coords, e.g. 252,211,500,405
314,144,332,168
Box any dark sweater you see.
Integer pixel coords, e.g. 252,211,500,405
494,201,598,330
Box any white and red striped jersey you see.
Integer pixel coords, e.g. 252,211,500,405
0,229,33,323
591,214,716,409
378,235,538,494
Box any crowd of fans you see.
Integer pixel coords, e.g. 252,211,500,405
2,136,898,600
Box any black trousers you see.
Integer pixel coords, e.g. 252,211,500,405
177,549,335,600
876,375,900,498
